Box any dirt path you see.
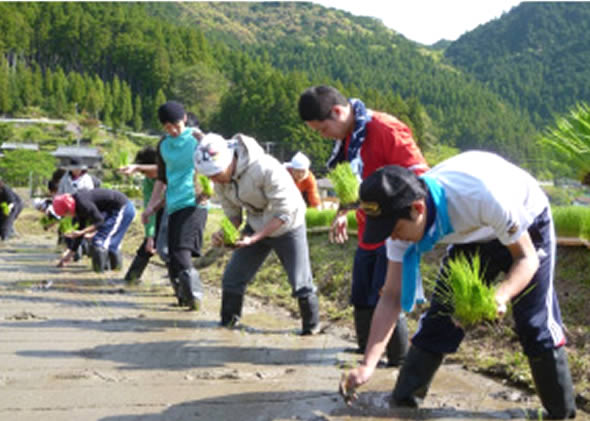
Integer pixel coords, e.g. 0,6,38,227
0,234,569,421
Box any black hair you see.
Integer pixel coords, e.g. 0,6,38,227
135,146,157,165
186,112,199,128
298,85,348,122
48,180,58,193
158,101,185,124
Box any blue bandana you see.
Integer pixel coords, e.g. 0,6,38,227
325,99,371,179
401,176,454,312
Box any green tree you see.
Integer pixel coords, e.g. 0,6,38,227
132,94,143,131
0,150,56,186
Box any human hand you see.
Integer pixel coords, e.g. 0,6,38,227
235,235,256,248
495,293,509,317
145,237,155,254
64,230,83,239
141,208,152,225
329,213,349,244
211,230,225,248
339,365,373,405
118,164,138,175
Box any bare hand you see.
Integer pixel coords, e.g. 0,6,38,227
339,365,373,405
145,237,155,254
211,230,225,248
64,230,83,239
495,293,509,317
329,213,349,244
141,208,152,225
118,164,138,175
235,235,256,248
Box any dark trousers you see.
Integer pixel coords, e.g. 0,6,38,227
0,200,22,240
413,208,566,357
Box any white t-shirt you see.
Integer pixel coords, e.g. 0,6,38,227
58,172,95,194
387,151,549,262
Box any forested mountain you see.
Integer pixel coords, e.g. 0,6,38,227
0,1,578,173
144,2,540,166
445,2,590,125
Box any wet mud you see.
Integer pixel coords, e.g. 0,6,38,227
0,235,578,421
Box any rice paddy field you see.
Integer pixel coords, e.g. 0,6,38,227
16,202,590,413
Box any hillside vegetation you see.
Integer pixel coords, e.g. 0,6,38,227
445,2,590,125
0,2,547,175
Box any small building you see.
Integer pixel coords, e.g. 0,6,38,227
51,146,103,169
0,142,40,158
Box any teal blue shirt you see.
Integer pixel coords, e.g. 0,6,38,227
157,128,197,214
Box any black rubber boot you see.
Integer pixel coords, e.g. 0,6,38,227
386,313,409,367
91,247,110,273
221,290,244,327
108,250,123,271
178,268,203,311
124,253,150,283
353,307,409,366
528,347,577,419
354,306,373,353
391,344,443,407
298,293,320,335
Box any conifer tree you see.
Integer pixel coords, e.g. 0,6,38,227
133,94,143,131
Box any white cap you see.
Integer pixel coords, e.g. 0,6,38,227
285,151,310,170
194,133,234,176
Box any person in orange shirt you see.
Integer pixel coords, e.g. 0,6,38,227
285,152,321,209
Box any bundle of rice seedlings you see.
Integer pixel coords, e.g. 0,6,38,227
0,202,10,216
40,215,54,229
552,206,590,239
539,102,590,184
220,216,240,246
58,216,79,235
327,162,359,205
305,208,337,228
198,174,213,197
117,149,131,168
435,254,498,327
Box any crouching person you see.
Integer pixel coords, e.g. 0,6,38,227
0,181,23,241
52,189,135,272
343,151,576,419
194,133,320,335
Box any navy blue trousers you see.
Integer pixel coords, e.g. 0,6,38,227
413,208,566,357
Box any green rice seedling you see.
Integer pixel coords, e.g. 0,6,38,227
435,253,498,327
328,162,359,205
305,208,337,228
40,215,53,229
198,174,213,197
346,210,358,230
0,202,10,216
220,216,240,246
539,102,590,183
117,149,131,168
58,216,79,234
552,206,590,239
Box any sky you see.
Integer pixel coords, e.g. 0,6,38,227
312,0,522,45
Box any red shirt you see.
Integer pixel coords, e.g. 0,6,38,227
345,111,429,250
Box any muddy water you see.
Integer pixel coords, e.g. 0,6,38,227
0,235,560,421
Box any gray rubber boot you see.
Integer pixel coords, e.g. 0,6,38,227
298,293,320,335
178,268,203,311
386,313,409,367
108,250,123,271
124,253,150,283
528,347,577,419
354,307,409,366
91,247,110,273
221,290,244,327
391,344,443,407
